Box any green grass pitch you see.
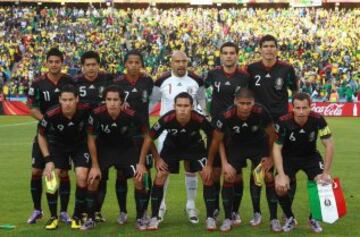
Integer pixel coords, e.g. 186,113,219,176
0,116,359,237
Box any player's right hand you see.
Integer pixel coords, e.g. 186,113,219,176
202,165,213,183
44,162,55,180
88,167,101,185
155,158,168,172
223,163,236,182
135,164,147,182
275,174,290,193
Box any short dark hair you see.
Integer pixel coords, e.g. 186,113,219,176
259,34,278,48
292,92,311,106
47,48,64,62
81,51,100,65
60,84,78,97
220,41,239,54
102,85,125,102
174,92,193,105
124,50,144,67
234,88,254,99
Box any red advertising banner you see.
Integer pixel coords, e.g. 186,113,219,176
310,102,359,117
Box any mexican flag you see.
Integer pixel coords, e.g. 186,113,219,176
307,177,346,224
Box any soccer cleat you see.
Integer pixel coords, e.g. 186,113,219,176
147,217,160,230
308,218,323,233
80,218,95,231
117,212,128,225
59,212,71,224
70,218,81,229
231,212,242,226
186,208,199,224
94,212,106,222
45,217,58,230
249,212,262,226
27,210,43,224
206,217,217,231
158,204,166,223
136,218,147,231
270,219,282,232
282,216,296,232
220,218,232,232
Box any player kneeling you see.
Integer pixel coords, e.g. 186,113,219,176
137,92,217,231
80,85,150,231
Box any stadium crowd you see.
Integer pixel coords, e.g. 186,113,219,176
0,6,359,101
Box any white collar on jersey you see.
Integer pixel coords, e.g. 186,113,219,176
171,71,188,79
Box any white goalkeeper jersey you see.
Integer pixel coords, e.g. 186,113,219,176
151,71,206,116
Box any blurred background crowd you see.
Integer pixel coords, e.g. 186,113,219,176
0,6,359,102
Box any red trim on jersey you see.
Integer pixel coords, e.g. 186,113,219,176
252,104,263,114
46,106,61,117
163,112,176,123
125,74,141,86
309,111,321,119
277,60,291,67
123,107,135,117
279,112,294,122
77,103,91,110
93,104,107,114
224,107,236,119
238,66,250,77
221,66,237,78
191,111,204,123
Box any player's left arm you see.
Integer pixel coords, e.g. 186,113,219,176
263,123,276,171
37,116,54,179
287,66,299,95
196,86,208,115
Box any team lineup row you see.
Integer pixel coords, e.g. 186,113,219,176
26,35,334,233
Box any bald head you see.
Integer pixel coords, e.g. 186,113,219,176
171,50,188,77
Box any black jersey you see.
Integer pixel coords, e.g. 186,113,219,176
38,103,91,149
28,74,74,114
74,73,113,108
87,105,147,148
205,66,250,118
247,60,298,119
214,104,272,145
149,110,213,149
113,74,154,127
275,112,332,158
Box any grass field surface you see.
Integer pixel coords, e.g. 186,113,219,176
0,116,359,237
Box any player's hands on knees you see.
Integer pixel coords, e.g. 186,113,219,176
275,174,290,194
315,172,332,185
202,164,213,183
261,157,273,172
223,162,236,182
155,158,168,172
135,163,147,182
88,166,101,185
44,162,55,180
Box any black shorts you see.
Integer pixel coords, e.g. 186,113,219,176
31,140,45,169
97,146,138,179
161,145,207,174
226,141,269,173
50,144,90,170
133,136,153,169
282,152,324,180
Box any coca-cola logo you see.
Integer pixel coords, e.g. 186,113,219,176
311,103,344,116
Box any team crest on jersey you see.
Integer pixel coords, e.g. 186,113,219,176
57,124,64,131
251,126,258,132
142,90,148,103
88,116,94,125
98,87,104,96
235,86,241,92
216,120,223,129
41,119,48,127
186,87,193,95
309,131,316,142
153,122,161,131
274,77,284,90
121,126,128,134
28,87,35,96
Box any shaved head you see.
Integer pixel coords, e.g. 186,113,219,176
171,51,188,77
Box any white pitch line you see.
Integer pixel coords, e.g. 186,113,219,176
0,121,36,128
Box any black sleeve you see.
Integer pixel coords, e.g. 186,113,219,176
148,116,166,140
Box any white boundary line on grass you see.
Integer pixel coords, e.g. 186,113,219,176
0,121,36,128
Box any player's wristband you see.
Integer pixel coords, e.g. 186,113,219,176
43,155,52,163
